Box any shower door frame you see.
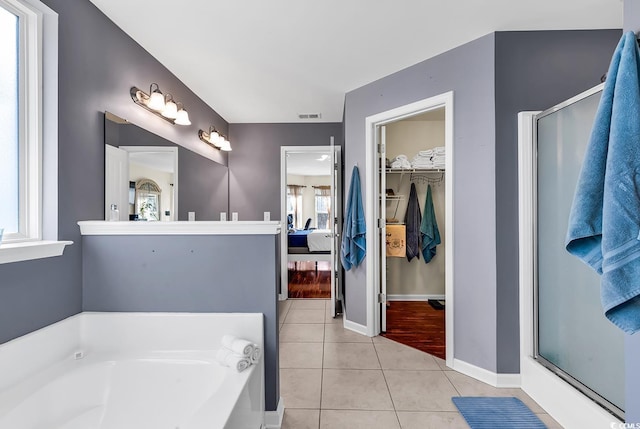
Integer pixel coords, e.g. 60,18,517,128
518,83,624,429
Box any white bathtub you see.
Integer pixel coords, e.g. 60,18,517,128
0,313,265,429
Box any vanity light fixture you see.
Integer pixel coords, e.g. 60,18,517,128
130,83,191,126
198,126,232,151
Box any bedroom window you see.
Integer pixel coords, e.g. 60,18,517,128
287,185,304,229
314,186,331,230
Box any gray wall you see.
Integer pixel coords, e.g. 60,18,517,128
624,0,640,423
344,29,622,375
0,0,229,362
82,234,280,411
493,30,621,374
113,121,230,220
344,34,499,371
228,123,343,221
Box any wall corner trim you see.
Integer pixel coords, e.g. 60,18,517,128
263,397,284,428
343,319,369,337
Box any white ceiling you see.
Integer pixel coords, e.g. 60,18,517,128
90,0,622,124
129,152,175,174
286,151,332,176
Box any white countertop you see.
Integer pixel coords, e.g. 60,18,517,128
78,221,282,236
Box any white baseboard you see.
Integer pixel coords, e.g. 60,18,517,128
387,294,445,301
264,397,285,428
452,358,521,388
343,318,369,336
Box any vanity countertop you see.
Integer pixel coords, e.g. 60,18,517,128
78,220,281,236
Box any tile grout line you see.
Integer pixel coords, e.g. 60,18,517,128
372,337,402,428
318,300,327,428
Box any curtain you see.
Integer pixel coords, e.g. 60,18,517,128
287,185,305,228
313,186,331,229
313,185,331,196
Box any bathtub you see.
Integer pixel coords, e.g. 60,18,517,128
0,313,265,429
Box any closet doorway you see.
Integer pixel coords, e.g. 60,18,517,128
280,143,343,318
365,92,454,367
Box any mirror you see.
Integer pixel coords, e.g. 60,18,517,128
104,112,229,221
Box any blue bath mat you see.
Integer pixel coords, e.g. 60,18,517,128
452,396,547,429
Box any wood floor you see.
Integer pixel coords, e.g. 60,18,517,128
287,261,331,299
382,300,446,360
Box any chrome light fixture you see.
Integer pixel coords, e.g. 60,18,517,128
199,126,232,151
130,83,191,126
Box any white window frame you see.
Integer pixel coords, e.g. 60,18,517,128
0,0,71,264
314,194,330,230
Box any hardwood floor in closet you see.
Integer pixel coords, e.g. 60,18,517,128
287,261,331,299
382,300,446,360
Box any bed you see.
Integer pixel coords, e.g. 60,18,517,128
287,229,332,263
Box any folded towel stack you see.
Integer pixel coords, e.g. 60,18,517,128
390,155,411,169
216,334,262,373
411,146,445,169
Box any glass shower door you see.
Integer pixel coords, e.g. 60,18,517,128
535,84,625,418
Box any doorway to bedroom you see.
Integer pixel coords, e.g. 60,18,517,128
280,144,342,318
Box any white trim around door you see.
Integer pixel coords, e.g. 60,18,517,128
364,91,455,368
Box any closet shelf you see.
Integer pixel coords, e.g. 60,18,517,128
384,167,445,173
381,195,405,201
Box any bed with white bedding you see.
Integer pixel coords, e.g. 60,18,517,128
287,229,332,262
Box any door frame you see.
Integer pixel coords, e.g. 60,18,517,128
365,92,454,367
279,145,341,303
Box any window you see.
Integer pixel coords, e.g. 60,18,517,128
0,5,20,237
286,185,304,229
314,186,331,230
0,0,67,264
0,0,43,243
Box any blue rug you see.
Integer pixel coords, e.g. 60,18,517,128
452,397,547,429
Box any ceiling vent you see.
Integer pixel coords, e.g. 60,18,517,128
298,113,322,119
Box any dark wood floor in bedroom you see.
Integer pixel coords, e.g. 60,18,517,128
382,301,446,360
287,261,331,299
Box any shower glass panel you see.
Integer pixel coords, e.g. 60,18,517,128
535,85,624,418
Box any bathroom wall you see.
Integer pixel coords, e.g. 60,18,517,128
229,123,343,221
0,0,229,378
344,33,499,371
493,29,621,374
344,29,621,375
82,233,280,411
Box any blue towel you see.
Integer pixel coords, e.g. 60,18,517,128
420,184,441,263
405,183,422,262
566,31,640,334
341,166,366,270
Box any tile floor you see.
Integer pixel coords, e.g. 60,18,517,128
278,299,563,429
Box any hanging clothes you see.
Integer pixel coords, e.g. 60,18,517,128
405,183,421,262
420,184,441,263
341,165,366,270
565,31,640,334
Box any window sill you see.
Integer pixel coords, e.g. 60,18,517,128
0,240,73,265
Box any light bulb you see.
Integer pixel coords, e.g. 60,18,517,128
221,140,232,151
147,91,165,111
211,130,221,147
175,108,191,125
162,97,178,119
